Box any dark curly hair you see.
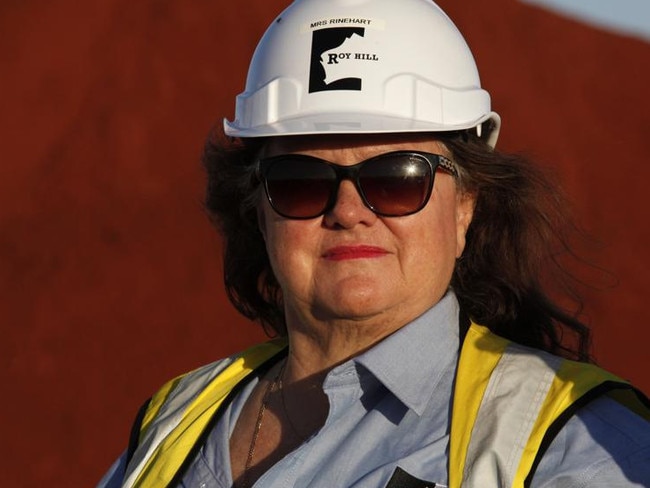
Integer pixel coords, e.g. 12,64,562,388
203,130,592,361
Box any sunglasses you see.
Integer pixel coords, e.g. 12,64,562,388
257,151,458,219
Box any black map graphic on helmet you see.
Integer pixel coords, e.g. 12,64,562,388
309,27,364,93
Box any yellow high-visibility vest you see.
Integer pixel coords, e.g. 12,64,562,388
119,325,649,488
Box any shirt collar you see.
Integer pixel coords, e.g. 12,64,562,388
353,291,461,416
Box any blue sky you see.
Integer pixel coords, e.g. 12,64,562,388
520,0,650,42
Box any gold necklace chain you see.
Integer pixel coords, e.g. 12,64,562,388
277,371,308,442
240,360,316,487
240,363,283,488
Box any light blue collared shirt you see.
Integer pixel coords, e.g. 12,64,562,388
174,292,650,487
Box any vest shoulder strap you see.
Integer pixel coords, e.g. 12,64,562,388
124,339,287,488
449,324,646,488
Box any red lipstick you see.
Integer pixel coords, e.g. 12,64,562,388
322,245,389,261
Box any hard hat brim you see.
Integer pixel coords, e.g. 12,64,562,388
223,111,500,147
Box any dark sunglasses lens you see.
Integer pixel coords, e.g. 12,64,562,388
359,155,432,216
264,159,335,218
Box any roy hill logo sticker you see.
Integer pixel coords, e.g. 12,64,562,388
308,21,381,93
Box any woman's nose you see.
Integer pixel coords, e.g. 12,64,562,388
322,180,378,229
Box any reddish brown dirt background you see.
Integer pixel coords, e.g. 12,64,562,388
1,1,649,485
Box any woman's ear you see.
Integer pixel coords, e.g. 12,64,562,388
455,191,476,258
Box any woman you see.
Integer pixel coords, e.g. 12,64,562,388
100,0,650,486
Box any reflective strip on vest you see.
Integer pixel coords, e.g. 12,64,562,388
123,339,287,488
462,341,562,487
449,324,630,488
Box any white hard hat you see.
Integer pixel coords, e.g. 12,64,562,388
224,0,501,147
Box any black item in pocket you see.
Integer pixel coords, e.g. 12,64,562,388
385,466,437,488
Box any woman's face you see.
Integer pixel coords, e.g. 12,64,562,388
258,133,475,333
